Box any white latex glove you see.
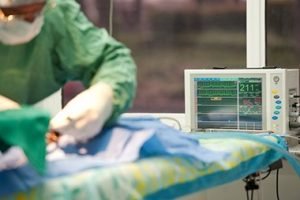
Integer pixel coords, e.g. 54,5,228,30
0,95,20,111
50,82,113,142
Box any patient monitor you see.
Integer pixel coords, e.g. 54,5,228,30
185,68,300,135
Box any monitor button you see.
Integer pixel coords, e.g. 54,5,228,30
273,76,280,83
272,116,278,120
274,95,280,99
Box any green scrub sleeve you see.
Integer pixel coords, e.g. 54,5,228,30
52,0,137,125
0,107,50,173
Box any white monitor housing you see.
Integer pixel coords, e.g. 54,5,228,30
185,68,299,135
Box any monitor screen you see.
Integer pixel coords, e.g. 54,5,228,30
194,77,262,130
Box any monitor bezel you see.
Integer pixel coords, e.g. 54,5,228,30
185,70,267,132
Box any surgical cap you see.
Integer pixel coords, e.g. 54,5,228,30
0,0,45,7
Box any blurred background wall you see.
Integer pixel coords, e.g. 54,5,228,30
64,0,299,114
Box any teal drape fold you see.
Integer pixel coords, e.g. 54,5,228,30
0,107,50,173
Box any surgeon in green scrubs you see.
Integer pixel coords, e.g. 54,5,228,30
0,0,137,141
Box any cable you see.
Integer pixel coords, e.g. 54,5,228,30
251,190,254,200
291,95,300,98
257,172,262,200
243,174,259,200
288,122,300,129
244,168,281,200
246,190,249,200
259,169,271,181
276,169,280,200
292,102,300,108
283,135,300,142
158,116,182,130
109,0,114,35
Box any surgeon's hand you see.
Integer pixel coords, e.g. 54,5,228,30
50,82,113,142
0,95,20,111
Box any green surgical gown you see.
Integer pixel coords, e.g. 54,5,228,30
0,0,137,125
